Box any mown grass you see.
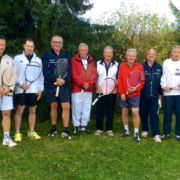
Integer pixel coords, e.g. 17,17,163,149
0,110,180,180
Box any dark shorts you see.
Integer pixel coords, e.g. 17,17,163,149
45,86,70,103
15,93,38,106
118,95,140,108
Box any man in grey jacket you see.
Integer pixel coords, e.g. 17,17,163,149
0,35,17,147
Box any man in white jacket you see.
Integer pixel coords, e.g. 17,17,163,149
14,38,44,142
0,35,17,147
95,46,119,136
161,45,180,141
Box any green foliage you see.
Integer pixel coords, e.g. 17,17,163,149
0,0,113,59
169,0,180,44
97,2,179,64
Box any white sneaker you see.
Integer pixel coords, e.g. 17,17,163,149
94,130,103,136
106,130,114,136
3,137,17,147
153,135,161,143
141,131,148,137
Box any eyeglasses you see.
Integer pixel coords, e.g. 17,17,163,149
53,41,63,44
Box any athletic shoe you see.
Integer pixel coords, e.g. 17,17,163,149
28,131,41,140
161,134,170,140
3,137,17,147
134,133,140,142
141,131,148,137
176,136,180,141
48,128,58,137
61,131,74,140
14,132,23,142
80,126,91,134
106,130,114,136
153,135,161,142
74,126,80,135
120,130,130,137
94,130,103,136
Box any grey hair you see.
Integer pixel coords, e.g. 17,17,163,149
79,43,88,50
104,46,113,52
171,45,180,53
51,35,63,43
126,48,137,56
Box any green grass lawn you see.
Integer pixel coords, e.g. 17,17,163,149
0,110,180,180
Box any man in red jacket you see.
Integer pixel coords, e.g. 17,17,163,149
71,43,97,135
118,48,145,142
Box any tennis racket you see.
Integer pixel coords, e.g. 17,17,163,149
126,70,145,94
22,61,42,97
167,85,180,90
164,69,180,91
79,63,96,99
92,77,116,106
54,59,68,97
2,65,20,91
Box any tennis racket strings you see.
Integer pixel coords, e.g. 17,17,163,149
21,61,42,97
54,59,68,97
126,70,144,94
92,78,116,105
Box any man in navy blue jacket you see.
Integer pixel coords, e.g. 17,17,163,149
140,49,163,142
42,35,73,139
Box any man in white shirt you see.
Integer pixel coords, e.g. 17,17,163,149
161,45,180,141
14,38,44,142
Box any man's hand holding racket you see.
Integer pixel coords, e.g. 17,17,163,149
0,87,5,93
127,87,136,93
0,87,11,95
79,64,96,99
96,84,103,93
83,82,89,90
21,83,30,90
55,77,65,86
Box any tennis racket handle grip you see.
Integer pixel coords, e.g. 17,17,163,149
92,98,98,106
55,87,60,97
79,89,84,99
54,82,58,85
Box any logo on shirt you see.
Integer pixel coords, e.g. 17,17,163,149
49,59,55,63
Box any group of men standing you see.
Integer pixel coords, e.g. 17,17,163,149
0,34,180,148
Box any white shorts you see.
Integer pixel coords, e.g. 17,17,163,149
0,96,13,111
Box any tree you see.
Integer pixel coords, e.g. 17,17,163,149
96,2,178,63
169,0,180,44
0,0,114,58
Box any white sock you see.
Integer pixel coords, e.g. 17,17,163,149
134,128,139,135
124,125,129,132
4,132,10,139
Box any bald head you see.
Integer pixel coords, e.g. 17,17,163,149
147,48,157,62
